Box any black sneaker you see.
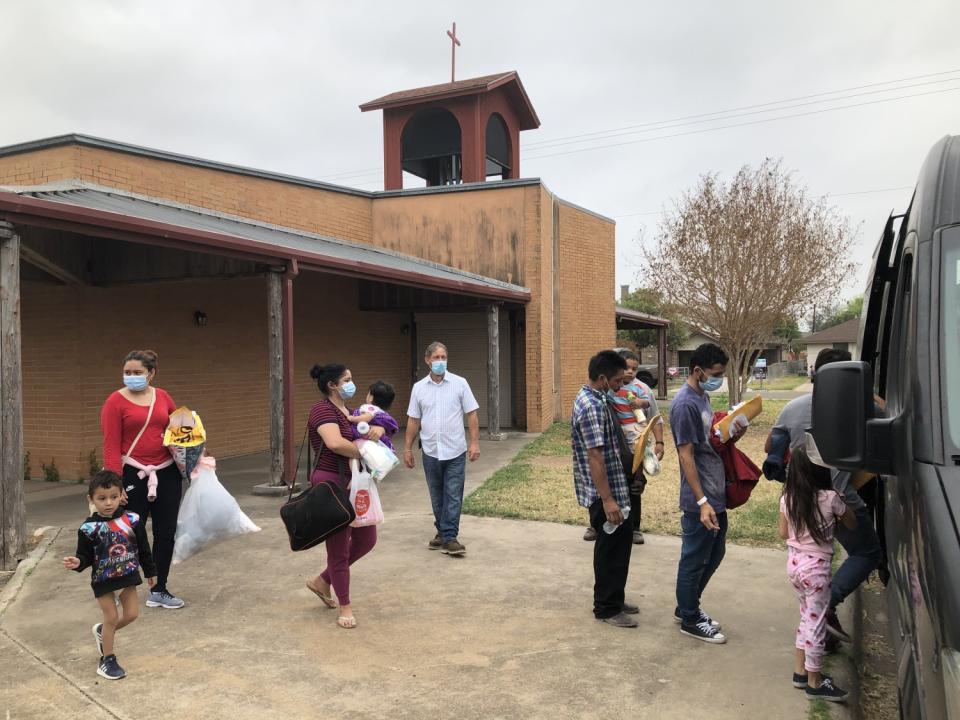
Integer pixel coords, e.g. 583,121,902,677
806,676,848,702
792,672,808,689
583,527,597,542
428,534,443,550
673,608,722,630
633,530,645,545
598,612,638,628
97,654,126,680
680,620,727,644
826,608,852,643
92,623,103,657
442,539,466,556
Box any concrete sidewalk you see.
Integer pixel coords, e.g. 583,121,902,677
2,434,808,720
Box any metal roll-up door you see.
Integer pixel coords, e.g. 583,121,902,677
414,311,512,428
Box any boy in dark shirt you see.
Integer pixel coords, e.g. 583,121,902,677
63,470,156,680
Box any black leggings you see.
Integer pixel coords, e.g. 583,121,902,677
122,463,183,593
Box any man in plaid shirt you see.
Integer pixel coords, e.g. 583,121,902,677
571,350,638,628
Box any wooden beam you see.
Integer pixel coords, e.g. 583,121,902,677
267,270,284,487
0,221,25,570
487,303,502,438
19,243,85,285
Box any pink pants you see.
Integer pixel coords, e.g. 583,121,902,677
787,547,833,672
312,469,377,607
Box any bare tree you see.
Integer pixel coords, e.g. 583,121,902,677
643,159,855,405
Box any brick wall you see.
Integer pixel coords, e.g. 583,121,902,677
0,146,374,245
556,202,616,413
21,272,411,480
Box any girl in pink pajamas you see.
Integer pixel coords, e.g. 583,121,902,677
778,445,856,703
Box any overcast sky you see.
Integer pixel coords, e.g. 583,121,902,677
3,0,958,319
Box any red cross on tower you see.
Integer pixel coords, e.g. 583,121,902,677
446,22,461,82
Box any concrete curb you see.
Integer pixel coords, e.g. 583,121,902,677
0,527,61,620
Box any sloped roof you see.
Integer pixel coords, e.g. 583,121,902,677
802,317,860,345
360,71,541,130
0,183,530,302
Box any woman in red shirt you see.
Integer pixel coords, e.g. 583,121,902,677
100,349,185,610
304,362,384,629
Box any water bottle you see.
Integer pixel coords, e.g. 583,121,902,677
602,506,630,534
357,421,370,436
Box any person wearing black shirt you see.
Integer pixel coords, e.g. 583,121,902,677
63,470,156,680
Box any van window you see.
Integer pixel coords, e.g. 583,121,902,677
944,229,960,450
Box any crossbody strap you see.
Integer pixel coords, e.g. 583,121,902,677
290,421,346,501
123,388,157,462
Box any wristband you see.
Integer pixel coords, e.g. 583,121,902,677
696,496,709,507
404,449,413,454
655,441,664,446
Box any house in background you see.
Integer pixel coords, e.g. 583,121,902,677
675,328,787,371
801,317,861,368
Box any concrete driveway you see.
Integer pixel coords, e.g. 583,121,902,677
2,434,808,720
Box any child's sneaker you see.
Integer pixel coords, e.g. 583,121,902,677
792,672,808,689
680,620,727,644
146,590,185,609
673,608,722,630
92,623,103,656
97,654,126,680
805,676,848,702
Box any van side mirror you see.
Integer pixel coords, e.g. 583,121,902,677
810,361,895,475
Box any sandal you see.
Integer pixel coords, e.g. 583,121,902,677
305,579,337,609
337,615,357,629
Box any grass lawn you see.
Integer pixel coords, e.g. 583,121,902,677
463,398,789,549
747,374,810,392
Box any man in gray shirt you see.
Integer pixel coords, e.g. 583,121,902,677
766,348,882,645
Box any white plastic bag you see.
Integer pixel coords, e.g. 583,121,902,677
357,440,399,481
172,457,260,564
349,459,384,527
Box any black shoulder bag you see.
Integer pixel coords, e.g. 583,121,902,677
280,425,356,552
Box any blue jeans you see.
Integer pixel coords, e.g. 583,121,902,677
831,507,882,608
676,510,728,625
422,452,467,542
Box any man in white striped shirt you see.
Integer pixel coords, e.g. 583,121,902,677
404,342,481,556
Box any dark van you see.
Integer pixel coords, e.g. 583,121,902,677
811,135,960,719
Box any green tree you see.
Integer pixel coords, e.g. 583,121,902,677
616,287,689,350
818,296,863,330
773,315,802,354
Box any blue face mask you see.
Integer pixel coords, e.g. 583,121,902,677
339,381,357,400
698,371,723,393
123,375,148,392
431,360,447,376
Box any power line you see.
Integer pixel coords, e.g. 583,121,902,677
523,76,960,153
525,85,960,162
610,185,916,220
314,69,960,184
523,68,960,150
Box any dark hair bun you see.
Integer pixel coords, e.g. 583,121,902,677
310,363,347,395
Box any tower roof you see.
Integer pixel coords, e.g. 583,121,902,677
360,71,540,130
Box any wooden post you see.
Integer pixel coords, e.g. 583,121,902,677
657,325,668,401
281,270,296,487
267,270,284,487
487,303,502,439
0,221,25,570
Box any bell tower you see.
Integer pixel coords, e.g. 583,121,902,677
360,71,540,191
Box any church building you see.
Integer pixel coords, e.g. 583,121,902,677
0,71,621,485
